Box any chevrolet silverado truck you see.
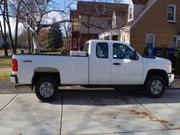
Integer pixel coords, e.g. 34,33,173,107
10,40,174,102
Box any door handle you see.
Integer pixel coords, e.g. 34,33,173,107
23,60,32,63
113,63,121,66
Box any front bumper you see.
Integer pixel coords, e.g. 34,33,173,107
10,75,18,84
168,73,174,87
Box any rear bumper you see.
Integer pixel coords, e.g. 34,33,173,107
10,75,18,84
168,73,174,87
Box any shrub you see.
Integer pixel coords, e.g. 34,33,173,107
143,47,149,56
160,48,168,59
46,23,63,50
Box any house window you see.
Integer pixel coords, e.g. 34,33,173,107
173,36,177,48
112,35,118,40
178,40,180,49
167,5,176,22
146,33,155,48
173,35,180,49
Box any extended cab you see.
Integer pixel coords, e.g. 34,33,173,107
10,40,174,102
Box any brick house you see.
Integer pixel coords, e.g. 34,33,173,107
70,1,128,50
99,0,180,55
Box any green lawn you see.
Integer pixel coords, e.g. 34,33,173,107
0,58,11,67
0,71,10,80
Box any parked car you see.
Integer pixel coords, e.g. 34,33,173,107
10,40,174,102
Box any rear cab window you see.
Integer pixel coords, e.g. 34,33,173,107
96,42,109,58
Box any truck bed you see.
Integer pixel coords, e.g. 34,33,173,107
13,54,89,85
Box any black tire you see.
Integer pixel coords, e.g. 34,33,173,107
35,77,58,102
145,76,165,98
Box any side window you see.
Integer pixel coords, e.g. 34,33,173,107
113,43,134,59
96,42,108,58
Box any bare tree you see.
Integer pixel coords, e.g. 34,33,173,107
0,0,8,56
15,0,69,53
0,0,25,55
9,0,22,51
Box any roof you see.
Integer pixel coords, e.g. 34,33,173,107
76,1,128,17
130,0,157,28
132,0,150,5
88,39,130,45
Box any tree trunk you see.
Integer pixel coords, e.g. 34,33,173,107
28,28,31,53
1,3,8,56
3,43,8,57
14,17,19,50
4,0,16,54
32,32,40,53
14,1,21,51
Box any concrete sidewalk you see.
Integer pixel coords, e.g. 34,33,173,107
0,88,180,135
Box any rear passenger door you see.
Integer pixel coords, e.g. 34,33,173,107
89,42,111,84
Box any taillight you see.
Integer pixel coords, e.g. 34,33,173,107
12,59,18,72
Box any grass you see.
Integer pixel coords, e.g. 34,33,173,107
0,71,11,80
0,57,11,67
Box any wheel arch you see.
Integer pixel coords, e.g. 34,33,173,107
144,69,168,87
32,67,61,89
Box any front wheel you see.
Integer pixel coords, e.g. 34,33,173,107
145,76,165,98
35,77,58,102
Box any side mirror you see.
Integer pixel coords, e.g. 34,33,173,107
133,51,138,60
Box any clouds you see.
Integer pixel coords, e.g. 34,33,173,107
0,16,24,37
41,11,63,25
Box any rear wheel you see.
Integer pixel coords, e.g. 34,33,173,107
145,76,165,98
35,77,58,102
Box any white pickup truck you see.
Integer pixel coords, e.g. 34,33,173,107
10,40,174,102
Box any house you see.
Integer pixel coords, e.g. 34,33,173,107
70,1,128,50
99,0,180,55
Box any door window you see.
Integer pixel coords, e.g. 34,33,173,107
96,42,108,58
113,43,134,59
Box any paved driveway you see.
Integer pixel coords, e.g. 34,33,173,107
0,86,180,135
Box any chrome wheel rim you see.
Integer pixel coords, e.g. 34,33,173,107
150,80,163,95
40,82,54,98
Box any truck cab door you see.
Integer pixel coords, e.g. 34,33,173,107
111,43,143,84
89,42,111,84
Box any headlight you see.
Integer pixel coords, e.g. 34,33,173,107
168,64,172,73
